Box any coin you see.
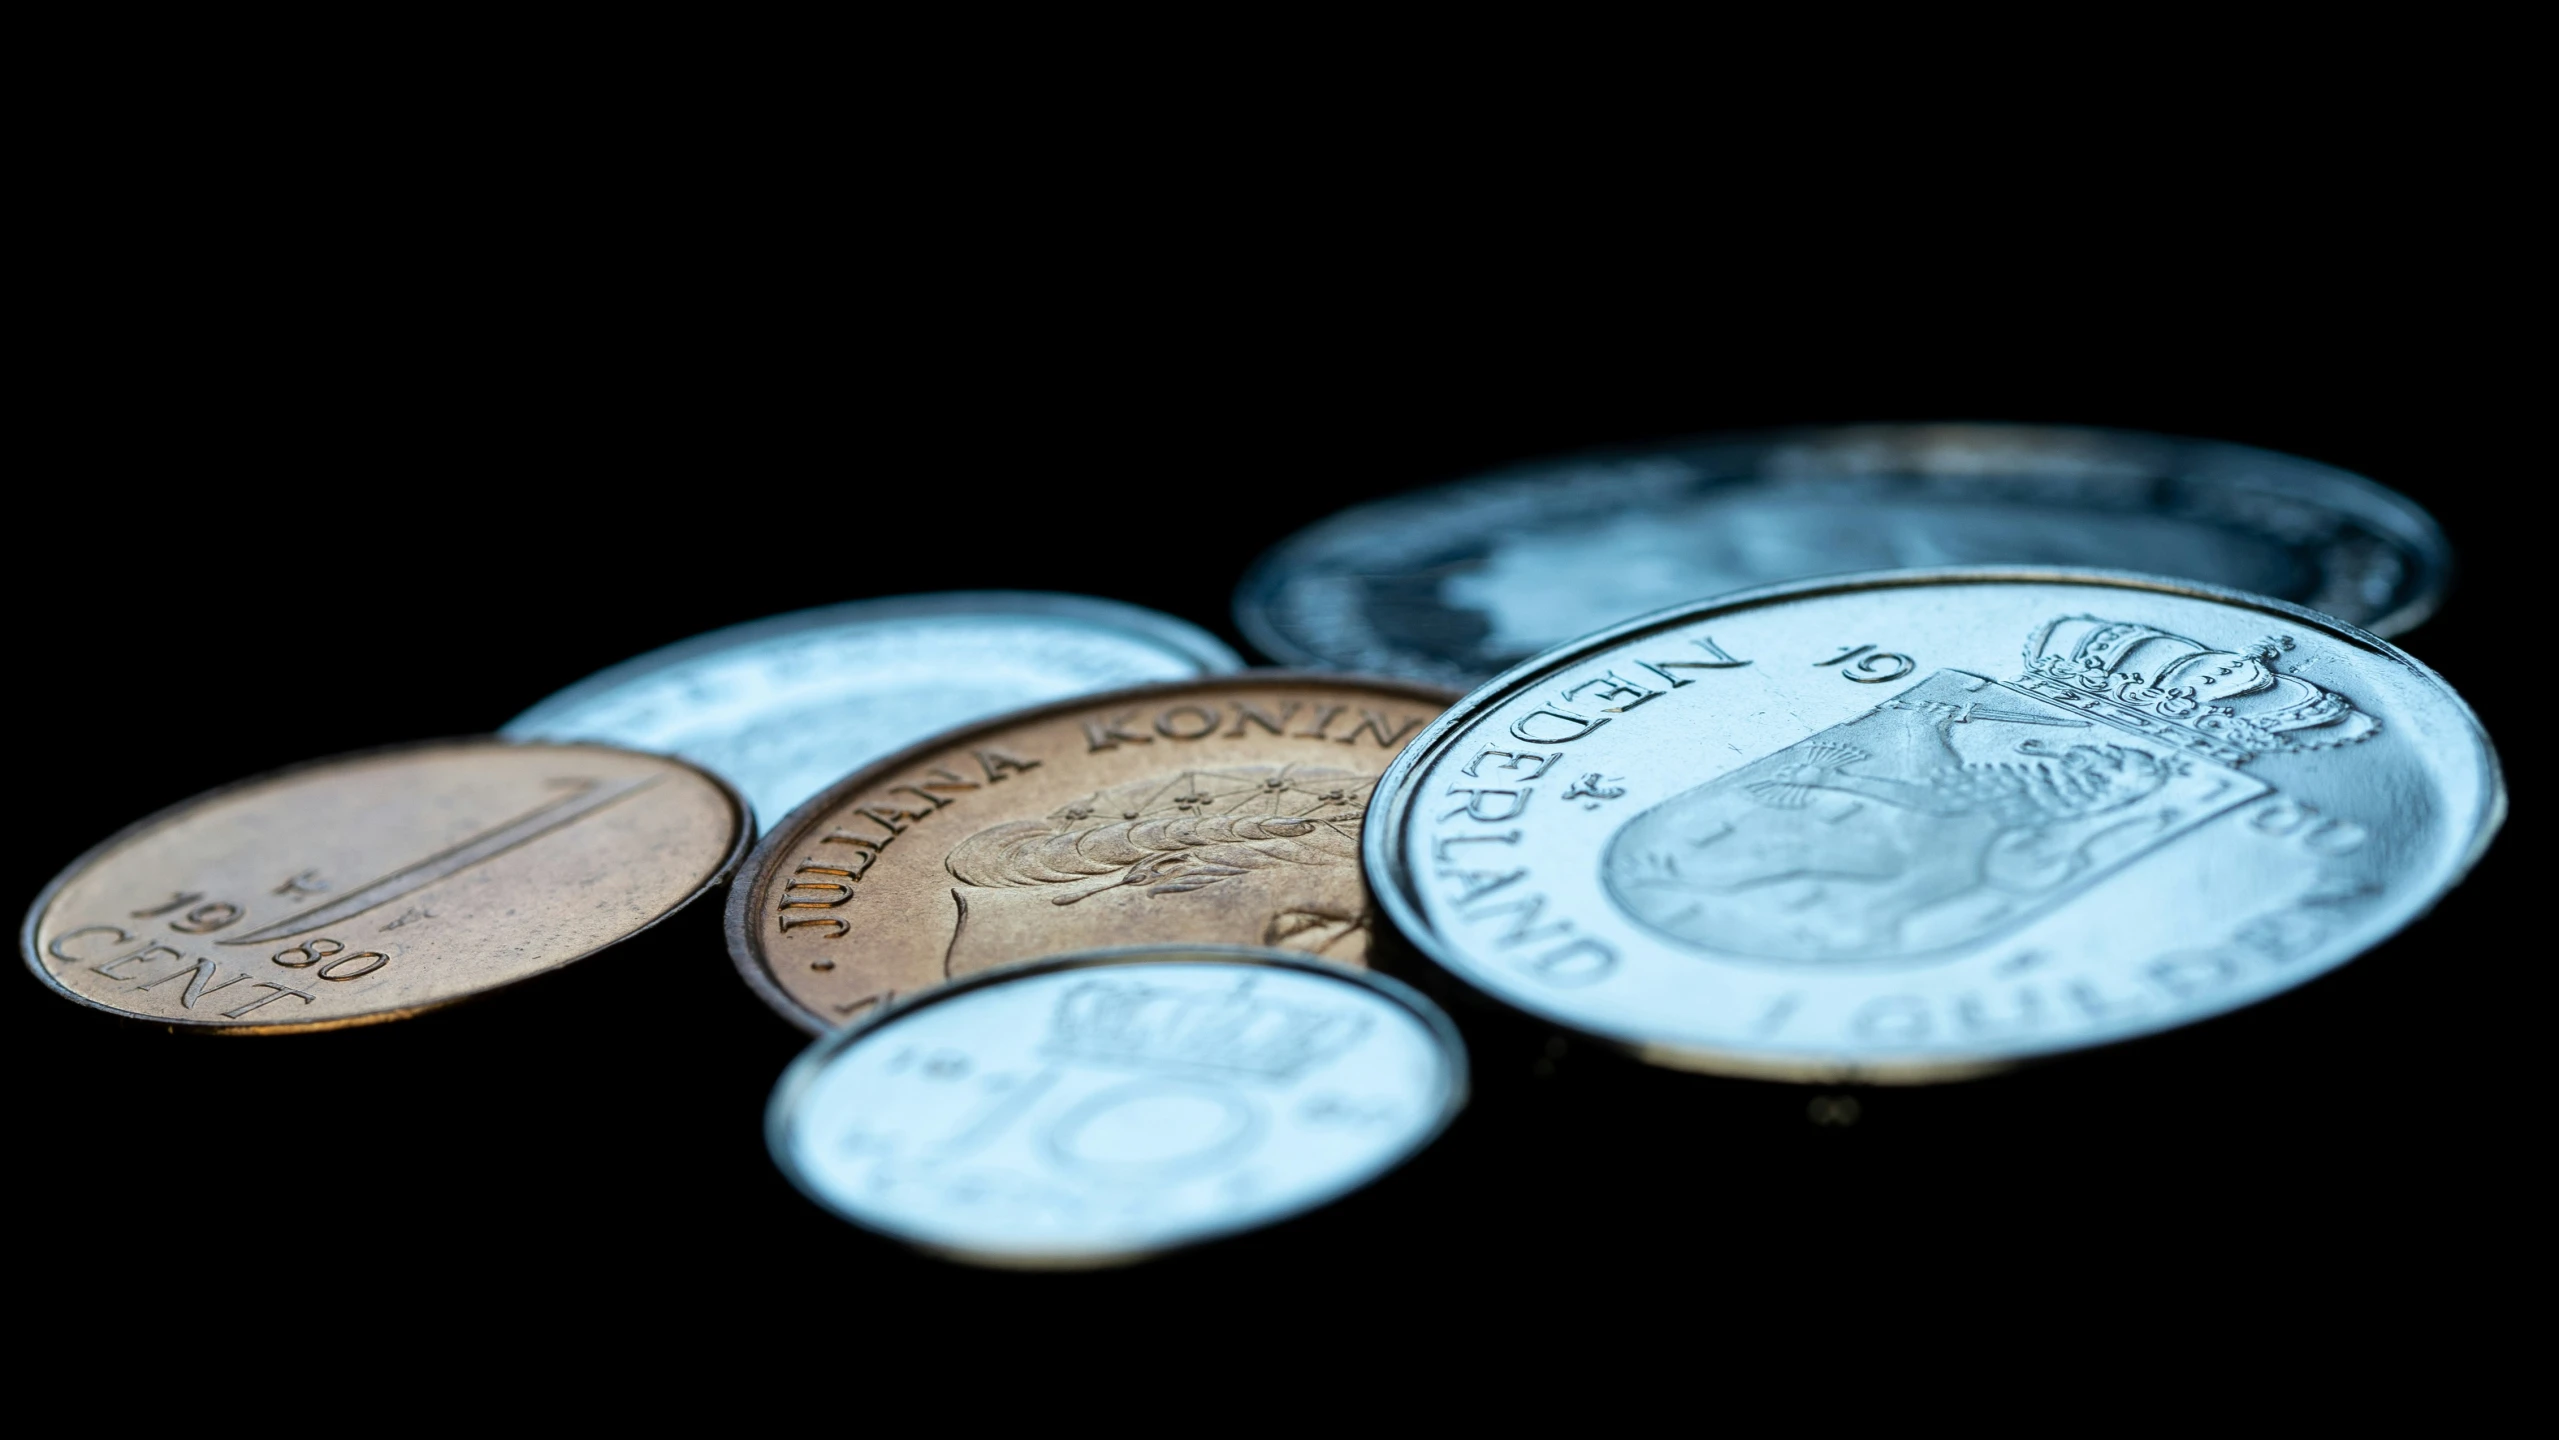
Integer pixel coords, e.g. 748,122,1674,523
1235,424,2452,685
21,740,748,1033
767,945,1467,1267
1365,568,2503,1081
727,673,1456,1033
503,593,1242,828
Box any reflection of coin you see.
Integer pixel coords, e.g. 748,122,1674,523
726,673,1455,1033
1366,568,2503,1081
22,741,748,1033
1236,424,2453,685
767,946,1466,1268
503,593,1241,829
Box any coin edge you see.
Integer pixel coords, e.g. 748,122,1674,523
724,669,1463,1035
501,590,1246,737
1359,563,2507,1085
1231,423,2457,674
762,943,1471,1270
16,736,756,1036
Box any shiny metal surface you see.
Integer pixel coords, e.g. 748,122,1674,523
1238,424,2452,684
504,593,1242,828
1366,569,2502,1081
21,740,749,1033
726,672,1454,1034
767,946,1466,1268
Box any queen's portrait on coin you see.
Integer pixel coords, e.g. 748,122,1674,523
939,765,1375,976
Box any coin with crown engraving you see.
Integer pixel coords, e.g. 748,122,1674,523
1237,424,2452,685
21,740,748,1033
504,593,1241,830
727,673,1455,1033
1366,568,2503,1081
768,946,1467,1267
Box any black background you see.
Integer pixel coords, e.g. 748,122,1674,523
12,273,2523,1325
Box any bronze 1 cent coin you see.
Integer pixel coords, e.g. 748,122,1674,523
22,740,750,1033
727,673,1456,1033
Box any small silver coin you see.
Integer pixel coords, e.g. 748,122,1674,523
767,946,1467,1268
1365,569,2502,1081
504,593,1241,829
1237,424,2452,685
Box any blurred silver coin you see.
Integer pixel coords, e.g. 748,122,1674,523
1237,424,2451,685
1366,568,2501,1082
768,946,1466,1268
504,593,1240,829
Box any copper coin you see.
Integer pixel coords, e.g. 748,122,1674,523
727,674,1456,1033
22,740,749,1033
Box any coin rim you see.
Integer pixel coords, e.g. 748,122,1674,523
17,737,755,1036
1232,422,2456,674
763,943,1471,1270
726,669,1463,1034
1360,564,2506,1085
500,590,1245,738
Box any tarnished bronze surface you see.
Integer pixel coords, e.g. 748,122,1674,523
728,673,1455,1033
22,740,749,1033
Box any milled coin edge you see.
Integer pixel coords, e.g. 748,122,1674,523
16,737,755,1036
1360,564,2506,1085
724,670,1463,1036
762,943,1471,1270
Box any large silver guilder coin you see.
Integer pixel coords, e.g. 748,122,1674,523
503,593,1241,829
767,946,1466,1267
1364,568,2503,1081
1236,424,2452,685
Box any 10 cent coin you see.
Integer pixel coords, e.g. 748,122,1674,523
767,946,1468,1268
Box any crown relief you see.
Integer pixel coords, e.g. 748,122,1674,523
2017,615,2380,764
1044,976,1368,1083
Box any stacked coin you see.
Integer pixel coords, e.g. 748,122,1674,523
17,425,2505,1267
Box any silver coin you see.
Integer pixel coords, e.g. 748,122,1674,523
1237,424,2451,685
1365,568,2502,1081
503,593,1241,829
767,946,1466,1267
